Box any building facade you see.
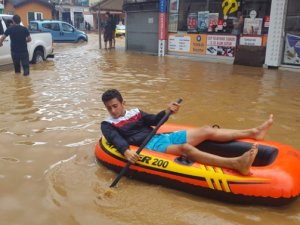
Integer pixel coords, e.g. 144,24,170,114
50,0,92,30
4,0,52,27
121,0,300,68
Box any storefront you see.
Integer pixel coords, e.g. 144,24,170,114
166,0,271,65
100,0,300,69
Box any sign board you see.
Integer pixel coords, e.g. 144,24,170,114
158,40,166,56
168,35,191,52
240,36,262,46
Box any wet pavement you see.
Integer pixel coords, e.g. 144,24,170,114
0,33,300,225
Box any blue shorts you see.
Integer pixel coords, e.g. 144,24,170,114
145,130,187,153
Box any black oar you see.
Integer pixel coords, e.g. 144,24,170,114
110,98,183,188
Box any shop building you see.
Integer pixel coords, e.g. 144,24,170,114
123,0,300,69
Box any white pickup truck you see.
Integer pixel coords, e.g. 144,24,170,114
0,14,54,66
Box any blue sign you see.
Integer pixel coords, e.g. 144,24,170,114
159,0,167,13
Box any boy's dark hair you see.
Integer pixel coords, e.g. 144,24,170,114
12,15,21,24
102,89,123,103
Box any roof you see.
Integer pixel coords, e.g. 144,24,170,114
7,0,52,8
91,0,124,11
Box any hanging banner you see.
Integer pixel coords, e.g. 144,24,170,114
159,12,167,40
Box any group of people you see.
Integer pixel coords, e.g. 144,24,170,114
103,12,117,49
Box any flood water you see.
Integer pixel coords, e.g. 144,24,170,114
1,33,300,225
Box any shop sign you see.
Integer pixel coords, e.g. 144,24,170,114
168,34,237,57
159,13,167,40
190,34,207,54
283,33,300,65
206,35,236,57
159,0,167,13
168,35,191,52
158,40,166,56
240,36,262,46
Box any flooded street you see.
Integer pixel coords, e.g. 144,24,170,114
1,33,300,225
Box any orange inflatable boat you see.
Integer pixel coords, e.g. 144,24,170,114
95,124,300,205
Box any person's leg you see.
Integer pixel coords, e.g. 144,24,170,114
104,32,108,49
187,115,273,146
108,31,113,49
167,143,258,175
11,52,21,74
112,32,115,47
21,52,30,76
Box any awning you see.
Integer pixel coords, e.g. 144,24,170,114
90,0,124,11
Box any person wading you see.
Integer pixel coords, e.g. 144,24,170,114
0,14,32,76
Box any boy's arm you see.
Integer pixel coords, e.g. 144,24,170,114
141,101,180,126
141,110,166,126
101,121,129,155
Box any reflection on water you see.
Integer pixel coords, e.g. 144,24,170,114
0,33,299,225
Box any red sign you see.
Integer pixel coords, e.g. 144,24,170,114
264,16,270,27
159,13,167,40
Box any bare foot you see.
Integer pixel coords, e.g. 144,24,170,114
254,114,273,140
236,143,258,175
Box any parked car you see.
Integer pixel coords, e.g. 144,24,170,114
115,24,125,37
29,20,88,43
0,14,54,66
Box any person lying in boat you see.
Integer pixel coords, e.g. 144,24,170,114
100,89,273,176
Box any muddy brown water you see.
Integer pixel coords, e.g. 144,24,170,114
0,33,300,225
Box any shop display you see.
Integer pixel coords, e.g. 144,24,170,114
168,14,178,32
198,11,209,33
208,13,219,32
283,34,300,65
187,13,198,33
243,18,263,35
169,0,179,13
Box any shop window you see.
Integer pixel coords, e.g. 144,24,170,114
285,0,300,35
283,0,300,66
172,0,271,35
